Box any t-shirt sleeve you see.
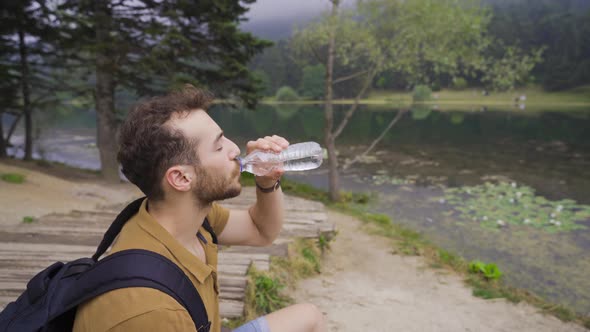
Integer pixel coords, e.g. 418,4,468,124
106,307,197,332
207,202,230,236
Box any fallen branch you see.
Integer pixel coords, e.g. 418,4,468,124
342,109,407,170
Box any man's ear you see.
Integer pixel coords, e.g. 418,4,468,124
164,166,193,192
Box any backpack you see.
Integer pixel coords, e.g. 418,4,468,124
0,197,218,332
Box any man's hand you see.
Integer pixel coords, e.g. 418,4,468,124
246,135,289,188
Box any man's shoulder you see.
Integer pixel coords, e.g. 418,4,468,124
73,287,188,332
208,202,230,236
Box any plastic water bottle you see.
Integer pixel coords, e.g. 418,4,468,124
237,141,323,176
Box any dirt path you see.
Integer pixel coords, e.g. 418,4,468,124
291,210,588,332
0,162,141,226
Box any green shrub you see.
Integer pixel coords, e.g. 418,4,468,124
252,273,291,314
301,247,321,273
340,191,371,204
452,77,468,90
412,85,432,102
367,213,391,227
22,216,35,223
275,86,299,102
431,81,441,92
469,260,503,280
1,173,25,184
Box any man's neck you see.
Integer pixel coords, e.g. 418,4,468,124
146,195,212,248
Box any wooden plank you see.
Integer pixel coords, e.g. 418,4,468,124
1,226,105,235
279,224,320,238
219,300,244,318
0,231,100,246
217,264,250,276
219,291,245,301
222,243,289,258
0,242,96,253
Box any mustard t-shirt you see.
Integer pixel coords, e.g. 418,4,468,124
73,198,230,332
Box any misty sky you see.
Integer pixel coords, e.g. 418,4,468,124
243,0,355,23
241,0,355,39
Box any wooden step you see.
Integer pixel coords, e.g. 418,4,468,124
0,188,331,319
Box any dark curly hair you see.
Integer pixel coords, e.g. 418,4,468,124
117,85,214,201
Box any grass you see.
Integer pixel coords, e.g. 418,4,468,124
223,238,327,329
1,173,26,184
255,175,590,329
259,85,590,111
22,216,35,223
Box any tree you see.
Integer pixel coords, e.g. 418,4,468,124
293,1,384,201
54,0,270,182
481,44,544,91
250,40,302,95
0,0,57,160
299,64,325,99
294,0,518,201
486,0,590,90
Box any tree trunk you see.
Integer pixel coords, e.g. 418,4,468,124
0,113,6,158
325,0,340,202
18,26,33,161
94,1,120,183
6,113,22,144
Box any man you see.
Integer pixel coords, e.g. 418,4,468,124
73,86,326,332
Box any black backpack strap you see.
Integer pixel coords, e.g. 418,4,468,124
60,249,210,331
92,197,145,261
94,198,219,258
202,218,218,245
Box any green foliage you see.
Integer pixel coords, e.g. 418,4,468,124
437,249,464,270
1,173,25,184
291,9,383,99
252,70,273,97
488,1,590,91
452,77,468,90
360,0,492,83
367,213,391,227
469,260,503,281
412,85,432,102
444,182,590,233
340,191,371,204
482,46,545,91
252,273,291,314
281,178,330,204
22,216,35,223
275,86,299,102
317,234,331,253
54,1,271,107
240,172,256,187
299,64,325,99
301,247,321,273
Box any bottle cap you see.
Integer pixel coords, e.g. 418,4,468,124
236,157,244,173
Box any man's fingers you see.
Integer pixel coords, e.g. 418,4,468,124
270,135,289,148
247,136,289,153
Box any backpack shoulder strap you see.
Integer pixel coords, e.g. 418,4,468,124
92,197,145,261
60,249,210,331
202,218,218,245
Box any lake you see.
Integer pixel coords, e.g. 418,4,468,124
4,103,590,315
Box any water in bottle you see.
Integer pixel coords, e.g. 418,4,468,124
237,141,323,176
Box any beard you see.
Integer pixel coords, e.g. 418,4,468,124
192,162,241,204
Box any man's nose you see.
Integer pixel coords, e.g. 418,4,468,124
228,142,241,160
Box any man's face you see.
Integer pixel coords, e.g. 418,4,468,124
171,109,242,203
